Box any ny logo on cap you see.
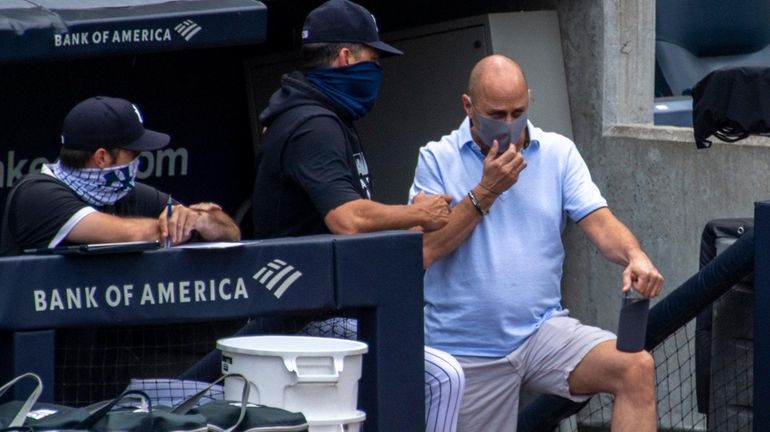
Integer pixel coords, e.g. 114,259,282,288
132,104,144,124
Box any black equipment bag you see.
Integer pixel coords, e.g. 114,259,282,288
0,373,90,431
78,390,208,432
172,374,308,432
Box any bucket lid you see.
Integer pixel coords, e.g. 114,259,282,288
217,335,368,356
307,410,366,425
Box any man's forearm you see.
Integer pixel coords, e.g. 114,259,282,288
194,209,241,241
578,207,664,297
422,185,495,267
67,212,161,244
323,199,423,234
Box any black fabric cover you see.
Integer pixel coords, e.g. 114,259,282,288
692,66,770,148
694,218,753,414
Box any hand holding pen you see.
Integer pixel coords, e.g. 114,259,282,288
165,195,173,248
161,197,225,246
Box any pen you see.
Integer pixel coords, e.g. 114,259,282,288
165,195,173,248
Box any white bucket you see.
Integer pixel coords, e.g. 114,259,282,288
217,336,368,422
308,410,366,432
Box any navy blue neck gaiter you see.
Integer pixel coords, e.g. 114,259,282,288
306,61,384,120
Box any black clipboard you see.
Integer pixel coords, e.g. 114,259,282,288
24,240,161,255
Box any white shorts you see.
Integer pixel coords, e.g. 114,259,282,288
454,315,616,432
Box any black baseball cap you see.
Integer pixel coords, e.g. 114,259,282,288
61,96,170,152
302,0,403,56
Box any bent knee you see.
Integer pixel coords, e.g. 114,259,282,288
628,351,655,375
619,351,655,390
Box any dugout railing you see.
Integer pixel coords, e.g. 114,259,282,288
519,201,770,431
0,231,426,432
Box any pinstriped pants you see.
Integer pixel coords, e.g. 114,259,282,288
425,346,465,432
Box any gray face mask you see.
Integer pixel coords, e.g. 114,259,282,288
471,105,528,153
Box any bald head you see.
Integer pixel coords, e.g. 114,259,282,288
467,55,527,103
462,55,530,153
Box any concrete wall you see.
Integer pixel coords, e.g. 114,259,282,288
555,0,770,333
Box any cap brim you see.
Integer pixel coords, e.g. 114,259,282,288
123,129,170,151
366,40,403,57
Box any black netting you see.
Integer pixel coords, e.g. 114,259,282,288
54,315,358,407
571,283,753,432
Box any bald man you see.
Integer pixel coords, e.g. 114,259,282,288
408,55,664,431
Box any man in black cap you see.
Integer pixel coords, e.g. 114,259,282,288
252,0,451,238
0,96,240,255
249,2,463,431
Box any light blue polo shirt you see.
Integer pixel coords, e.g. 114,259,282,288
409,118,607,357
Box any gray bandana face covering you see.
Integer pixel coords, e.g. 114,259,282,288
52,159,140,207
471,103,528,153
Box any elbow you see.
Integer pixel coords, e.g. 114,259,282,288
422,253,434,269
327,221,361,235
422,244,441,269
324,209,365,235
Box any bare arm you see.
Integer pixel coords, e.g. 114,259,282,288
324,194,452,235
162,202,241,244
420,186,492,267
421,140,526,267
578,207,664,298
67,212,162,244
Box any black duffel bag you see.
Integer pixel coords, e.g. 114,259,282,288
171,374,308,432
78,390,208,432
0,373,90,431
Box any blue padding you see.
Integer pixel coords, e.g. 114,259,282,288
0,0,267,62
0,238,334,330
753,201,770,432
334,231,424,432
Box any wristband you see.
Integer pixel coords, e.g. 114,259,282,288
467,190,488,216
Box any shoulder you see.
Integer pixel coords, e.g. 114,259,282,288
15,172,67,188
288,114,355,159
12,172,74,200
419,118,470,162
6,173,80,226
529,123,578,156
124,182,168,204
275,104,343,133
269,107,349,149
131,181,163,196
113,182,168,218
297,113,348,136
3,173,91,252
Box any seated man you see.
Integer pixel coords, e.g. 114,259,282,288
0,96,240,255
410,54,665,431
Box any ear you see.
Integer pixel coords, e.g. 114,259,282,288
332,47,353,67
90,148,113,169
461,94,473,117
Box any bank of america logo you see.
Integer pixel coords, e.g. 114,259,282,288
253,259,302,298
174,20,202,41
